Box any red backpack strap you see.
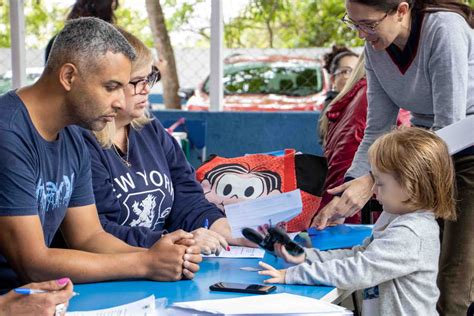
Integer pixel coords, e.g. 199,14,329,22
282,149,297,192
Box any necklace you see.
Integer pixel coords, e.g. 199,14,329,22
113,129,131,168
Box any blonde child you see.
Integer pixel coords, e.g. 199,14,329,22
259,127,456,316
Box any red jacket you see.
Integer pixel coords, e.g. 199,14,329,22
318,78,409,223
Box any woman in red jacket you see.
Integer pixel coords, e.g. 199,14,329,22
322,46,359,112
316,54,409,224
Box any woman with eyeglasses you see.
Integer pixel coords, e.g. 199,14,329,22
313,1,473,314
82,28,238,257
321,46,359,112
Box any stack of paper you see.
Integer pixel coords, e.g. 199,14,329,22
67,295,155,316
172,293,352,315
225,189,302,238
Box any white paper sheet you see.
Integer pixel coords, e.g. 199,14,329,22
435,116,474,155
225,189,302,238
203,246,265,258
172,293,352,315
67,295,155,316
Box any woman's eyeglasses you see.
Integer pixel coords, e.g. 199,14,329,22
341,12,389,35
333,67,353,78
128,66,161,95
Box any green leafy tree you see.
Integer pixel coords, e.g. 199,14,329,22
225,0,364,48
297,0,364,47
0,0,152,48
0,0,10,47
115,6,153,47
146,0,182,109
227,0,472,48
0,1,67,48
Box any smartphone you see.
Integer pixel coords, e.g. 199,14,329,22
209,282,276,295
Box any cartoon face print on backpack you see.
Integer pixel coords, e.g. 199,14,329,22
200,163,282,210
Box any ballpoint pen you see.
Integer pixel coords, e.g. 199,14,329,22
14,288,80,296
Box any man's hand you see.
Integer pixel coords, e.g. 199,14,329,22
146,230,202,281
190,228,229,255
312,174,374,229
0,278,73,316
182,246,202,280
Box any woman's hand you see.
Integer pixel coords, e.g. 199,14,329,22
258,261,287,284
0,278,74,316
191,228,229,255
312,174,374,229
208,218,258,248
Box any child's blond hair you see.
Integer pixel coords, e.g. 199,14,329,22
368,127,456,220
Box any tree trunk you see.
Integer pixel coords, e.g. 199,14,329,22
145,0,181,109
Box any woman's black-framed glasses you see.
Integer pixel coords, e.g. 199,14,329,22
128,66,161,95
341,12,389,35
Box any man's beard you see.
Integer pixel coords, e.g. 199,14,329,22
75,118,107,132
66,99,107,132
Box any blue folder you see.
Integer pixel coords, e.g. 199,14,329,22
306,224,373,251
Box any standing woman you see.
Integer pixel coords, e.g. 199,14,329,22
313,1,473,314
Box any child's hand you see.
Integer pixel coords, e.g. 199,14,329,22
274,243,306,264
258,261,287,284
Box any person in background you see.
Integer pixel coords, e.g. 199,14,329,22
0,278,73,315
261,128,456,316
315,53,410,225
45,0,119,63
82,28,242,255
318,54,368,225
313,1,473,314
321,45,359,113
0,17,201,293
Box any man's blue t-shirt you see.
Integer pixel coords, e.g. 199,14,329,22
0,91,95,290
82,118,225,248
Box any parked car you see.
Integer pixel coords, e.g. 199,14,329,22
0,67,44,95
183,55,329,112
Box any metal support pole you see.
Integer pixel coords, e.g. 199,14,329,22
9,0,26,89
209,0,223,112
